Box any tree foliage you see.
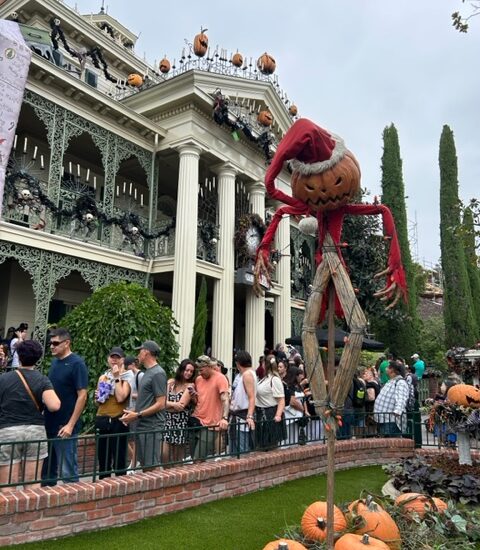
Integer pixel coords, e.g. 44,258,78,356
376,124,419,358
439,125,478,347
462,207,480,329
452,1,480,32
58,281,179,428
189,276,208,360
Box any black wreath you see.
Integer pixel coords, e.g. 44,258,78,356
234,213,266,267
5,168,175,241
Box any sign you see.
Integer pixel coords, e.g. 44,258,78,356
0,21,31,217
235,267,270,290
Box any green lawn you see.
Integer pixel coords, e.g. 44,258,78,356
14,466,387,550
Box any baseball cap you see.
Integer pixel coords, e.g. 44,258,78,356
109,347,125,358
411,353,419,360
135,340,161,355
195,354,214,368
124,355,138,367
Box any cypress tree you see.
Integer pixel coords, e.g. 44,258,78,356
377,124,418,358
462,207,480,332
189,276,208,360
439,125,478,346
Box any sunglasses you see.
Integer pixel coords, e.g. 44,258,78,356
50,340,66,347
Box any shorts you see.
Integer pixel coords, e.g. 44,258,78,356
135,427,163,468
0,425,48,465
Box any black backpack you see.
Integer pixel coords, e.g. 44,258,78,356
352,377,366,408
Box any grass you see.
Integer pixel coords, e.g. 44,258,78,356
14,466,387,550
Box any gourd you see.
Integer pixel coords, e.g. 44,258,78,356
395,492,447,518
446,384,480,408
257,52,276,74
193,28,208,57
258,110,274,127
335,533,389,549
301,501,346,541
262,539,307,550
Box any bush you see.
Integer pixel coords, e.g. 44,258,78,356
57,281,179,429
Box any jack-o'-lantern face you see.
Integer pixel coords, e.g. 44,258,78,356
291,151,361,212
447,384,480,408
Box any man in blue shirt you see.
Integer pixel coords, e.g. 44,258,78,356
41,328,88,486
411,353,425,379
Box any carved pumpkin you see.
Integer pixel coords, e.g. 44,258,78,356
257,52,276,75
159,57,171,74
395,493,447,518
291,151,361,212
258,110,274,127
335,533,389,549
301,501,346,541
289,104,298,117
447,384,480,408
127,73,143,87
231,52,243,67
348,497,401,550
262,540,307,550
193,28,208,57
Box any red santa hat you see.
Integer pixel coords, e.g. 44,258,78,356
265,118,347,207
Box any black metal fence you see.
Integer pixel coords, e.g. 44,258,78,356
0,412,477,490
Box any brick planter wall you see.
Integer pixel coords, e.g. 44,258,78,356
0,438,414,546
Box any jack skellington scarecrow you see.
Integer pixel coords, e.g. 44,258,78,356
254,118,407,426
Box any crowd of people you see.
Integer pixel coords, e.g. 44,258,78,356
0,327,441,490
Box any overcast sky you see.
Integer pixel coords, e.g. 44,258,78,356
71,0,480,266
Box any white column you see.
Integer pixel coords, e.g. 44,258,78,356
172,143,201,359
274,212,292,347
211,164,237,372
245,182,265,361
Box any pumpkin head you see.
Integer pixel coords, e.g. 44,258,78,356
262,540,307,550
335,533,389,549
193,28,208,57
257,52,276,75
258,110,274,127
127,73,143,87
301,501,346,541
288,104,298,117
348,497,401,550
447,384,480,408
395,493,447,518
231,52,243,67
159,57,171,74
291,151,361,212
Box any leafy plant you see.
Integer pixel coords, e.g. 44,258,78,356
189,276,208,360
56,281,179,430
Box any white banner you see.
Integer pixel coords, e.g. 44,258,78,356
0,20,31,218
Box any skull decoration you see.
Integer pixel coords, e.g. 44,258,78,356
10,11,18,20
20,189,32,200
131,226,139,235
84,213,95,223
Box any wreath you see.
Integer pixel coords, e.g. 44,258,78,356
234,213,266,268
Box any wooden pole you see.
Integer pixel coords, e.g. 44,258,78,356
326,283,336,550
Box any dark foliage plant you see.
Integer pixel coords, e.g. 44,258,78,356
57,281,179,429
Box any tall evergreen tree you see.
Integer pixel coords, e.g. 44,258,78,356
462,207,480,332
377,124,418,358
439,125,478,347
189,277,208,360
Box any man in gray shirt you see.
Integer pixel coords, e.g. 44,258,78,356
121,340,166,470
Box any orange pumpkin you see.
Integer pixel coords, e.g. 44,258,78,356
159,57,171,74
301,501,346,541
288,104,298,117
348,498,401,550
231,52,243,67
395,493,447,518
257,52,276,74
335,533,389,549
291,150,361,212
193,28,208,57
262,540,307,550
127,73,143,87
258,110,274,127
447,384,480,408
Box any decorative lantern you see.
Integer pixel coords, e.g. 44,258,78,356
231,52,243,67
257,110,273,127
257,52,276,75
159,57,171,74
127,73,143,87
193,28,208,57
289,104,298,117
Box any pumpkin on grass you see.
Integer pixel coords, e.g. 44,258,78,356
446,384,480,408
301,500,346,541
395,492,447,518
262,539,307,550
335,533,389,549
348,496,401,550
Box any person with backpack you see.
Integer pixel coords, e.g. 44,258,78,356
373,360,409,437
352,369,367,437
405,363,422,446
